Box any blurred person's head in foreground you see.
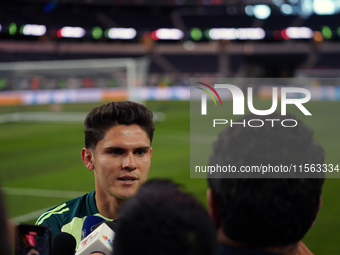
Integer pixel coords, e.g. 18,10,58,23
114,179,218,255
207,112,325,255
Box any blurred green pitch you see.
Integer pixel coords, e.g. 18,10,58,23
1,100,340,254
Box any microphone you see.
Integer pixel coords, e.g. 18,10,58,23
104,221,118,232
92,220,118,233
81,215,105,240
52,232,77,255
75,222,115,255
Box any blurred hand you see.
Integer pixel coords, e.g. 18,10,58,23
296,241,313,255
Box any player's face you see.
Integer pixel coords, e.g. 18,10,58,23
88,124,152,200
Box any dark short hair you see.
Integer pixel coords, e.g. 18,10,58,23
208,112,325,247
114,179,218,255
84,101,155,149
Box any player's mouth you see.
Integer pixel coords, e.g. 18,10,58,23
118,176,138,185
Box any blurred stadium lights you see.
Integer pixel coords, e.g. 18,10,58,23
182,40,196,50
245,4,272,19
105,28,137,39
285,27,313,39
152,28,184,40
280,29,290,40
21,24,47,37
253,5,271,19
92,27,103,39
43,1,58,13
0,25,338,42
1,0,340,43
8,23,17,35
322,26,333,39
274,0,340,16
58,26,86,38
208,28,265,40
280,4,294,15
2,0,340,81
313,0,338,15
190,28,203,41
272,30,282,40
313,31,324,42
244,5,255,16
8,0,340,11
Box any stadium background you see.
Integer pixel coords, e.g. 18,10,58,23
1,0,340,254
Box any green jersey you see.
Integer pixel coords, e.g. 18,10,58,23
35,191,110,249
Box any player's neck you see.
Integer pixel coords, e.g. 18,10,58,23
94,190,125,220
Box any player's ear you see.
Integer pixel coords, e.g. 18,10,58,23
207,188,221,228
81,148,95,170
149,147,153,158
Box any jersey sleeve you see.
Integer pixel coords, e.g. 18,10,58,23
36,214,61,238
35,203,69,238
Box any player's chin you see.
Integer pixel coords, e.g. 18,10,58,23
116,186,140,199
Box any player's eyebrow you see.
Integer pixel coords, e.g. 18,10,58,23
134,146,151,150
104,146,151,151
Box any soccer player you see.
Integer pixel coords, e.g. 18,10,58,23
36,101,154,248
207,113,324,255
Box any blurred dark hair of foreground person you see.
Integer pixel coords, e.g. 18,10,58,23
114,179,218,255
208,113,325,255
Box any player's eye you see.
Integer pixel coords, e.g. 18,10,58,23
110,149,123,155
135,149,147,156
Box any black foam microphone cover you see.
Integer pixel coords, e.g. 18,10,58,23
52,232,77,255
92,219,118,232
105,220,118,232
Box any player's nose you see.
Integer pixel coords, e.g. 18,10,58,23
121,153,137,170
